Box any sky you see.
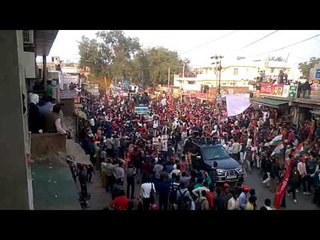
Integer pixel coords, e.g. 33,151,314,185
47,30,320,69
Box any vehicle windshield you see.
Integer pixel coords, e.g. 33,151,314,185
202,145,230,160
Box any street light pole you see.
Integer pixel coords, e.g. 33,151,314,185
218,60,222,95
182,63,185,78
211,55,223,96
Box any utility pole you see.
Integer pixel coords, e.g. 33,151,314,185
167,67,170,89
211,55,223,96
218,60,222,96
182,63,185,78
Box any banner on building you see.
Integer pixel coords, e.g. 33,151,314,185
226,94,251,117
288,86,298,97
311,79,320,97
260,83,298,98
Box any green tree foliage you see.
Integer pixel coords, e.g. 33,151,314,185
298,57,320,79
78,36,105,77
146,47,183,86
78,31,189,87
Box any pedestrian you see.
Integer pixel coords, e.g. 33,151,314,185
105,158,115,192
239,185,250,210
196,190,210,210
260,198,273,210
86,164,95,183
78,165,88,198
214,187,226,211
158,173,170,211
287,166,300,203
110,190,129,210
176,182,191,210
126,161,136,199
311,163,320,207
112,178,125,200
206,183,215,210
297,157,311,195
140,176,156,211
245,196,257,210
227,190,239,210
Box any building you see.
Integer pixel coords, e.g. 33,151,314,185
174,59,262,95
0,30,60,209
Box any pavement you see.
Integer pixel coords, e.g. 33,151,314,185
84,166,320,210
244,168,319,210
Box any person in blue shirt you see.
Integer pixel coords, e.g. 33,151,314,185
238,185,250,210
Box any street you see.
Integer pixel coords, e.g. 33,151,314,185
85,166,319,210
244,168,319,210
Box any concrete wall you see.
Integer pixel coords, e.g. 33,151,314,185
31,133,66,157
22,51,36,78
0,30,32,209
61,99,75,116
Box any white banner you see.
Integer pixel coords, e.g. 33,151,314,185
226,94,251,117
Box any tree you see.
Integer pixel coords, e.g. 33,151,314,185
78,31,141,83
78,36,105,78
96,30,141,81
298,57,320,79
78,32,190,87
144,47,183,86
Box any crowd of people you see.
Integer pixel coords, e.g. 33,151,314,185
74,85,320,211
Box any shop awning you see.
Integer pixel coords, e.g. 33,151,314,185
251,98,288,108
310,110,320,115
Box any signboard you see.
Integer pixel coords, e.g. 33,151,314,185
288,86,298,98
134,106,150,115
60,90,78,99
311,79,320,97
316,69,320,79
260,83,273,95
282,85,290,98
259,83,297,98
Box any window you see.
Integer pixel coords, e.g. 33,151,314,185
271,68,274,73
202,146,230,160
188,81,196,85
233,68,239,75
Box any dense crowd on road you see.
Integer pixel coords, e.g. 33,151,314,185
74,86,320,210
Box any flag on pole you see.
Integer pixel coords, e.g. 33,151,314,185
293,142,304,158
271,142,284,156
268,134,282,146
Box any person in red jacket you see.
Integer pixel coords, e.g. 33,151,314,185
206,183,215,210
110,190,129,210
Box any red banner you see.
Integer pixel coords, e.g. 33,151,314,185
260,83,284,96
188,92,208,99
260,83,274,95
273,143,304,209
273,158,293,209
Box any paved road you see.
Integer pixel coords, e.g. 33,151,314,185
86,168,320,210
244,168,319,210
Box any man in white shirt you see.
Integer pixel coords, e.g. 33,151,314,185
297,158,311,195
140,177,156,211
228,191,240,210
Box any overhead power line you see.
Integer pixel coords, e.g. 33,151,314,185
238,30,279,51
178,30,238,56
253,32,320,57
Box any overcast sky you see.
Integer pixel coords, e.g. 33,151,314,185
48,30,320,68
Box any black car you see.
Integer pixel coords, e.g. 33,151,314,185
184,137,244,183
